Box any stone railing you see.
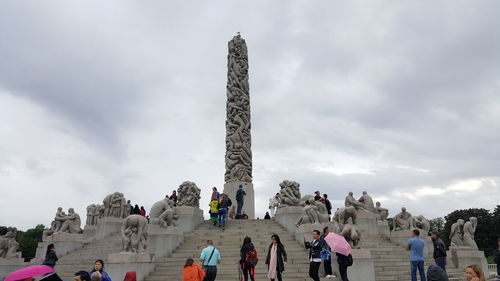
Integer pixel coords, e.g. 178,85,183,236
488,263,497,273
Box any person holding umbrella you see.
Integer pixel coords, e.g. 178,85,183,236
320,227,335,278
323,229,353,281
42,244,58,270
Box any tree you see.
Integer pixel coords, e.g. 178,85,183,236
443,208,495,257
429,217,445,233
16,224,45,262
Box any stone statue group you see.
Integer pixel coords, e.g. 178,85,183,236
0,227,21,259
43,207,83,240
450,217,478,250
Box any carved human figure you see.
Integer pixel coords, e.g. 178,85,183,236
58,208,82,234
393,207,413,231
450,219,465,247
42,221,57,241
333,206,358,230
53,207,67,232
149,198,179,228
358,191,375,212
0,227,21,258
340,224,361,248
278,180,301,207
122,199,132,219
463,217,478,249
374,202,389,220
344,192,368,212
86,205,94,226
177,181,202,207
102,192,126,218
122,215,148,253
412,215,430,232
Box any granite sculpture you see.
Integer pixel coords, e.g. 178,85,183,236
295,199,330,226
450,217,478,249
344,192,368,212
333,206,358,230
358,191,375,212
149,198,178,228
176,181,201,207
102,192,128,218
411,215,430,232
277,180,302,207
340,224,361,248
450,219,465,247
393,207,413,231
374,202,389,220
86,204,100,226
0,227,21,259
224,33,252,183
43,207,82,239
463,217,478,249
121,215,148,253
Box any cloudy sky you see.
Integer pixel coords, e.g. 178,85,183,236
1,1,499,230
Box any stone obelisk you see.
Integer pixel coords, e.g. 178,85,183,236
223,33,255,219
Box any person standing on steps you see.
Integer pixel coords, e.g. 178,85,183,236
320,227,335,278
304,230,322,281
236,185,246,217
218,193,229,230
88,259,112,281
264,212,271,219
323,194,332,221
430,230,447,272
169,190,178,207
266,234,287,281
42,243,58,269
209,198,219,227
211,187,220,201
200,240,221,281
240,236,257,281
405,229,426,281
336,252,352,281
182,258,205,281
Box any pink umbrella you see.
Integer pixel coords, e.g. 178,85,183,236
5,265,54,281
324,232,352,256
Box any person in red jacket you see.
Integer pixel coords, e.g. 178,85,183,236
140,206,146,217
182,258,205,281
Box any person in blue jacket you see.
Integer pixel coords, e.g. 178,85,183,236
89,259,112,281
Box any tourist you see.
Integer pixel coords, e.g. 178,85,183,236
405,229,426,281
140,206,146,217
123,272,136,281
336,252,351,281
90,272,101,281
218,193,229,230
269,193,279,217
320,227,334,278
236,185,246,216
266,234,287,281
211,187,220,201
42,243,58,269
182,258,205,281
132,205,140,215
209,198,219,226
304,230,322,281
494,238,500,278
200,240,221,281
89,259,112,281
74,271,91,281
240,236,256,281
264,212,271,219
430,230,447,271
170,190,178,206
426,265,448,281
465,264,486,281
314,191,324,203
323,194,332,221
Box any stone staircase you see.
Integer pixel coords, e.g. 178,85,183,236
144,219,335,281
51,234,123,281
361,235,466,281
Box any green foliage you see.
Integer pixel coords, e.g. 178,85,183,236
16,224,45,262
443,208,496,257
429,217,445,233
0,226,7,236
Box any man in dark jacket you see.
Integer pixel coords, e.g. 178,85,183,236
236,185,247,216
304,230,322,281
430,230,447,272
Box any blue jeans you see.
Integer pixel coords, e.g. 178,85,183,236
218,208,227,227
435,258,446,272
411,261,426,281
237,201,243,215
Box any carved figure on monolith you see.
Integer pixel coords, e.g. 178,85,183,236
177,181,201,207
278,180,301,207
122,215,148,253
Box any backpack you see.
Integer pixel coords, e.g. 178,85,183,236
347,254,353,266
227,198,233,207
245,249,259,267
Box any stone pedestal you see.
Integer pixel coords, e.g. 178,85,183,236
448,248,488,275
0,258,27,281
83,225,97,240
146,224,184,258
96,217,123,239
377,220,390,237
107,252,155,281
175,206,204,234
223,182,254,219
35,233,84,262
295,222,340,245
356,212,378,236
331,249,375,281
390,230,433,258
275,206,303,233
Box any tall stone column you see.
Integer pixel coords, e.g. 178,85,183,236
223,33,255,219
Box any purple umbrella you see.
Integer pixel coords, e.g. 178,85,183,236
5,265,54,281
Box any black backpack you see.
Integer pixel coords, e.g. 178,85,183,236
347,254,353,266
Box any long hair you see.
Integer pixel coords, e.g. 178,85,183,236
271,234,283,247
184,258,194,268
45,243,55,257
466,264,486,281
94,259,105,272
219,193,225,203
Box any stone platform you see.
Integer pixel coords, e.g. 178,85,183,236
95,217,123,239
175,206,204,234
107,252,155,281
146,224,184,258
275,205,303,232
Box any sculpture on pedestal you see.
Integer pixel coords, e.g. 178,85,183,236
0,227,21,259
393,207,413,231
122,215,148,253
463,217,478,249
225,33,252,183
333,206,358,230
340,224,361,248
43,207,83,240
358,191,375,212
295,199,330,226
344,192,368,212
450,219,465,247
102,192,127,218
277,180,301,207
86,204,100,226
450,217,478,249
374,202,389,221
149,198,179,229
177,181,201,207
411,215,430,232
